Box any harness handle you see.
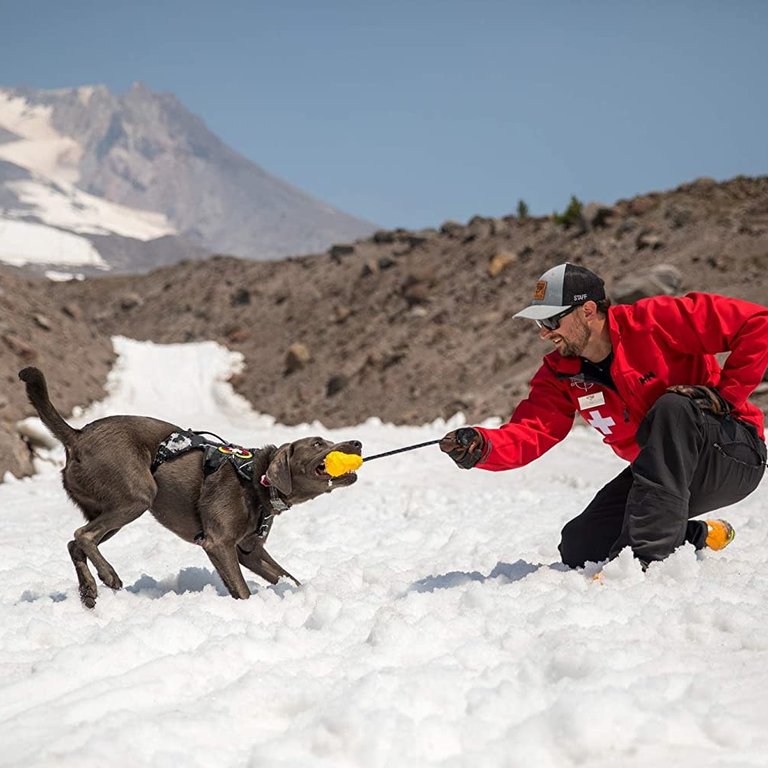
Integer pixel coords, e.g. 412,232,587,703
191,429,229,445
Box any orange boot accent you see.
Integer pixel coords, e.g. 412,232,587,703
705,520,735,551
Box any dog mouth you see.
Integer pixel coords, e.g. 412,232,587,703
313,447,361,485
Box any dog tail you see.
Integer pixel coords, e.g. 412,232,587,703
18,367,79,446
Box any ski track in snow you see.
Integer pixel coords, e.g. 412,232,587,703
1,337,767,767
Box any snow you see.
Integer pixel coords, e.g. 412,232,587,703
1,338,767,767
0,90,81,183
0,216,106,268
5,177,175,241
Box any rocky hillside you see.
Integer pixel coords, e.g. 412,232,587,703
2,175,767,479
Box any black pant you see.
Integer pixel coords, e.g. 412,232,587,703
559,392,767,567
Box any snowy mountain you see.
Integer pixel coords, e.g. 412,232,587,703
0,85,375,274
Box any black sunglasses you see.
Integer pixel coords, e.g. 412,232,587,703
535,305,578,331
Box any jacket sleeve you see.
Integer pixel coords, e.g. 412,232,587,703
474,360,576,471
634,293,768,410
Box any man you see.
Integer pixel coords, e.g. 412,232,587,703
440,263,768,568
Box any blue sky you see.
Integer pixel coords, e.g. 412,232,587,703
2,0,766,229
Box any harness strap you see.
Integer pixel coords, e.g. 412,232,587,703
152,429,284,540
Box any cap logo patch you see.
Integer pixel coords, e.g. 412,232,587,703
533,281,547,300
573,293,587,302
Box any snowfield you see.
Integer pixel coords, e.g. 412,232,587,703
1,338,766,768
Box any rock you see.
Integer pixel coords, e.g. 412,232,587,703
62,302,83,320
329,244,355,260
635,230,664,250
582,202,616,229
224,325,250,343
284,342,312,374
0,429,34,480
33,314,53,331
466,216,494,240
119,292,144,311
617,217,639,236
664,205,693,229
230,288,251,306
403,282,430,307
2,333,37,360
611,264,683,304
372,230,396,244
332,305,352,324
16,417,58,449
326,374,348,397
487,250,517,278
627,196,658,216
440,220,463,237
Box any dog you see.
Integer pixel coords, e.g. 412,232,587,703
19,366,361,608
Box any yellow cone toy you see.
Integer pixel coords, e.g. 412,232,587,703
325,451,364,477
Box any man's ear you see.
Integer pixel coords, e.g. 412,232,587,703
266,444,293,495
582,300,598,322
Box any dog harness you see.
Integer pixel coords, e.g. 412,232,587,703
151,429,285,540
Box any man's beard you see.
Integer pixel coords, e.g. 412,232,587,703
558,320,590,357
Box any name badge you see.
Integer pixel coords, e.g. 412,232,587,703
578,391,605,410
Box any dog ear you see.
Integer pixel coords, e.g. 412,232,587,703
265,445,293,496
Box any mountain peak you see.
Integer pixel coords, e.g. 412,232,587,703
0,83,376,270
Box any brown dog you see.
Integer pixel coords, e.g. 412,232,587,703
19,366,361,608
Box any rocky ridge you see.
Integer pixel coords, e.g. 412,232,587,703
1,175,767,479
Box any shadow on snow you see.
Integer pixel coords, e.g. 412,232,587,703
405,559,570,594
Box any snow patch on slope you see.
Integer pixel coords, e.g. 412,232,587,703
0,217,106,268
6,178,175,240
0,91,81,183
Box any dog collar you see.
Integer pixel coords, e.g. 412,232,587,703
260,474,290,514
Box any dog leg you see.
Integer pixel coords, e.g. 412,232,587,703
199,537,251,599
71,502,149,606
66,530,123,607
238,547,301,587
68,539,99,609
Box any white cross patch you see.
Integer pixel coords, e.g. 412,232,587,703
586,409,616,435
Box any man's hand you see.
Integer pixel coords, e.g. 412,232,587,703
666,384,731,417
439,427,486,469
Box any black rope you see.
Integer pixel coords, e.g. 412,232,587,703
363,439,441,462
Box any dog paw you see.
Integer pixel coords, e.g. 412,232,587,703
99,572,123,591
79,585,97,609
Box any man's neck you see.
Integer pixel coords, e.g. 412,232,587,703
581,317,612,363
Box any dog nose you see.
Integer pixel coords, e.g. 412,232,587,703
349,440,362,450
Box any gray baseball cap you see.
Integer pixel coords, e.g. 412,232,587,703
514,263,606,320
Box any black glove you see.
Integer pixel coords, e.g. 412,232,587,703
666,385,731,417
439,427,486,469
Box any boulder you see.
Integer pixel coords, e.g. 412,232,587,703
284,342,312,375
611,264,683,304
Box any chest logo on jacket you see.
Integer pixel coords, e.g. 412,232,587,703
639,371,656,385
569,376,594,392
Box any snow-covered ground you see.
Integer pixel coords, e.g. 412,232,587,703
1,338,767,768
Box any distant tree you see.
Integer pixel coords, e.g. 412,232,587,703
553,195,584,228
516,199,529,220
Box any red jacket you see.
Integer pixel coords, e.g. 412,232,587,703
475,292,768,471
